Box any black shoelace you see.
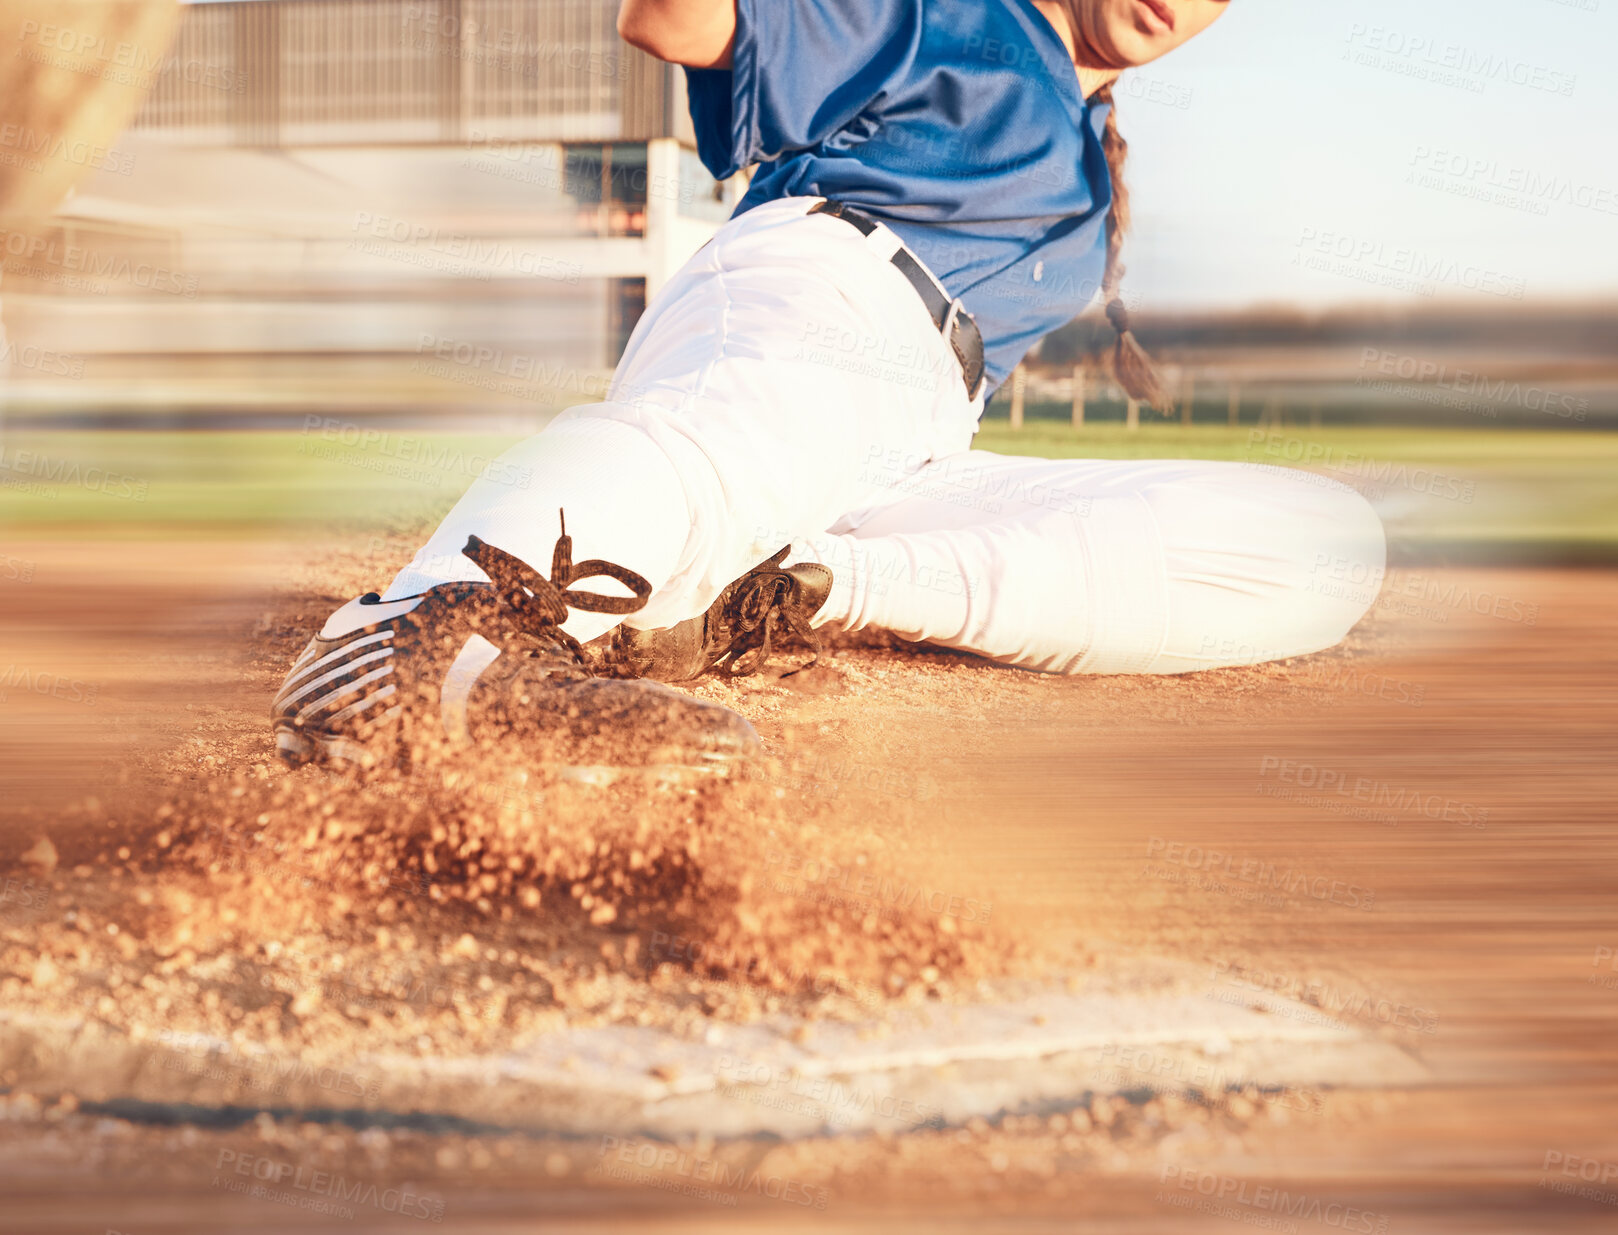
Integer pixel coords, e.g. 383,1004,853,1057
725,549,822,678
462,510,651,661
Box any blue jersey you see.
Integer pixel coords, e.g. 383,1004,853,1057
685,0,1113,390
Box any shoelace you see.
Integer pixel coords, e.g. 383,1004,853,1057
725,548,822,678
462,510,651,661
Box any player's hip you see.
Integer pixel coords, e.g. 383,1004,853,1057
612,197,977,416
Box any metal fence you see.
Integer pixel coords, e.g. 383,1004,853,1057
133,0,685,146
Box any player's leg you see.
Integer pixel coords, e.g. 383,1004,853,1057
273,198,977,767
380,195,977,646
794,452,1385,674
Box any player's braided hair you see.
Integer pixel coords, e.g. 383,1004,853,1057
1092,81,1172,411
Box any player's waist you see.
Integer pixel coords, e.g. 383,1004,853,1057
803,199,987,402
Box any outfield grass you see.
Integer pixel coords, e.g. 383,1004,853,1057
974,423,1618,558
3,424,1615,558
0,430,519,531
973,420,1618,466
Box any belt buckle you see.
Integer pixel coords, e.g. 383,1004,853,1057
941,297,986,402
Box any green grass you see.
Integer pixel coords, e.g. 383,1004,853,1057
3,424,1616,559
0,430,518,531
973,420,1618,465
973,423,1618,558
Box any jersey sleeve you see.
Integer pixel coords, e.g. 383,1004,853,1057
684,0,921,180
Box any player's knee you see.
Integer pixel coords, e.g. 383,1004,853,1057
1287,479,1386,645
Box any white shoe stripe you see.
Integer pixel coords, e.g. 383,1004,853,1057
279,630,394,698
324,682,397,727
439,633,501,741
292,660,394,721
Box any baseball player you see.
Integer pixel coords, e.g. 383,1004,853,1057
272,0,1385,776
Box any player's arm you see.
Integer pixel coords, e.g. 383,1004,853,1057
617,0,736,68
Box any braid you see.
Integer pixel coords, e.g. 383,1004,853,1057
1093,82,1171,411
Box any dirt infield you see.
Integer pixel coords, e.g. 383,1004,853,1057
2,529,1616,1231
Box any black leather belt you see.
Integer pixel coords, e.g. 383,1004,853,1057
809,199,987,401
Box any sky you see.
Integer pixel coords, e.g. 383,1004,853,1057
1103,0,1618,310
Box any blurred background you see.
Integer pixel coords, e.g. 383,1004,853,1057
1,0,1613,565
0,0,744,422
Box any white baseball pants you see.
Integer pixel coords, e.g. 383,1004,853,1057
384,196,1385,674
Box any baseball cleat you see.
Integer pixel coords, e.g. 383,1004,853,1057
608,546,833,682
271,514,761,780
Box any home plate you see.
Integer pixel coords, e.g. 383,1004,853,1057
0,969,1426,1139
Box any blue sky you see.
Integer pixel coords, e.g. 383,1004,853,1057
1111,0,1617,310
